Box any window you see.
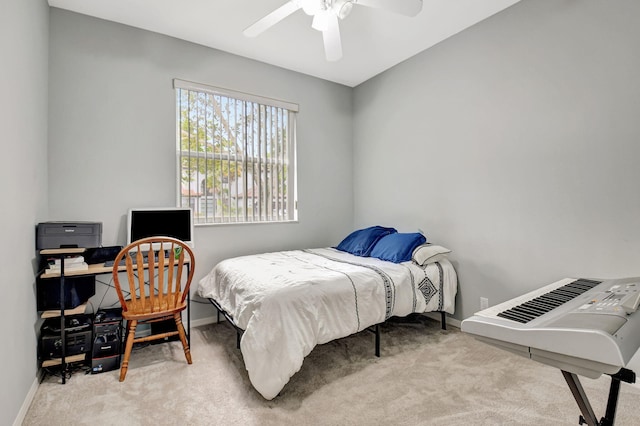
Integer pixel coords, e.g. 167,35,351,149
174,79,298,225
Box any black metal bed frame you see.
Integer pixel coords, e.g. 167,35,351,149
208,298,447,357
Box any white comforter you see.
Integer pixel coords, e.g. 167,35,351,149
197,248,457,400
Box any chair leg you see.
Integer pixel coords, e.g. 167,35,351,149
120,319,137,382
174,313,192,364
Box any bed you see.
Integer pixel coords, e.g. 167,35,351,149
197,237,457,400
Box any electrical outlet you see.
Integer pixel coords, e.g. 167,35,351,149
480,297,489,310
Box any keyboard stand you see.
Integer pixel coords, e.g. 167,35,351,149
562,368,636,426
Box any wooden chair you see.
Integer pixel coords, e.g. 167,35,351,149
112,236,195,381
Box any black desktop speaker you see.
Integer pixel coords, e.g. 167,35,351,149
91,308,122,374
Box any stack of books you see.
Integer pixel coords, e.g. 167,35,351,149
46,255,89,272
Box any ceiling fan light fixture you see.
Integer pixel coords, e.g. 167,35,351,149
311,10,329,31
302,0,323,16
334,0,354,19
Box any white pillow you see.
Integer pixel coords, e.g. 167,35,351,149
412,244,451,265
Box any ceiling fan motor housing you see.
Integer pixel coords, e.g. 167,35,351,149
302,0,353,19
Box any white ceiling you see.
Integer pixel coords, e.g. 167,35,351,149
48,0,521,87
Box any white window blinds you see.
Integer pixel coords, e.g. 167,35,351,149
174,79,297,225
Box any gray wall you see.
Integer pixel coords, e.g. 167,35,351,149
48,9,354,321
0,0,50,424
354,0,640,322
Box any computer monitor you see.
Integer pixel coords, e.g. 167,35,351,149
127,207,194,248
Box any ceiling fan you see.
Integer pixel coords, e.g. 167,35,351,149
243,0,423,62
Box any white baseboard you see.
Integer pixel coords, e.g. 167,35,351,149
14,377,38,426
423,312,461,329
190,316,217,328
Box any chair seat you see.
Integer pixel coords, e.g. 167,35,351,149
122,295,186,321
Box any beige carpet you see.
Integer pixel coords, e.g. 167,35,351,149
23,317,640,425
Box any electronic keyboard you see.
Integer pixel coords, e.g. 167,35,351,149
461,277,640,378
461,277,640,425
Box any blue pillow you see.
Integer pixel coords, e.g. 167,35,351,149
369,232,426,263
335,226,397,257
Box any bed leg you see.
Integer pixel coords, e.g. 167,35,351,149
216,309,220,324
375,324,380,357
441,312,447,330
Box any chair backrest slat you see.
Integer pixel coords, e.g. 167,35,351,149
175,252,184,307
157,247,165,309
125,256,137,311
148,245,156,312
167,247,176,307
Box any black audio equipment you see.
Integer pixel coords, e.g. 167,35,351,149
40,331,92,359
91,308,122,374
41,314,92,334
39,315,93,360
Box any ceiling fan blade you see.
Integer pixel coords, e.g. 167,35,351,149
243,1,302,37
356,0,423,17
322,13,342,61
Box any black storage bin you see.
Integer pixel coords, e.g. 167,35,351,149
37,275,96,311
